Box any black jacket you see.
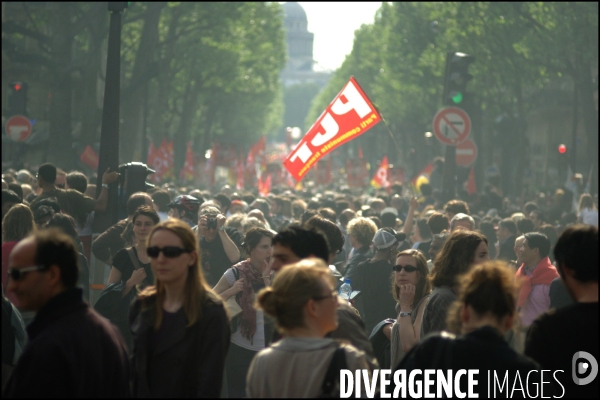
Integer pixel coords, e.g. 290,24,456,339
129,293,230,398
397,327,541,398
497,235,517,262
3,288,130,398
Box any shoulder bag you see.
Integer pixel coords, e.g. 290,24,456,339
94,248,142,323
319,344,349,398
224,267,243,321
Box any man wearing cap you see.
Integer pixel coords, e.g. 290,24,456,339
353,228,403,333
195,206,242,287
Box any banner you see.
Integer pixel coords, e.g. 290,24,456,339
371,156,390,189
283,76,381,181
80,145,99,170
411,163,434,187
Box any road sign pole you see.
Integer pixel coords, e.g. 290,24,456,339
442,145,457,203
93,6,123,234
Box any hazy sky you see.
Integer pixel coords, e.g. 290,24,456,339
295,2,382,71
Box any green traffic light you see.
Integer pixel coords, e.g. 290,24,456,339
452,92,463,104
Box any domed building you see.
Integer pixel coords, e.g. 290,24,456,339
281,2,330,87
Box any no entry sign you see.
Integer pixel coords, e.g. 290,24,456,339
455,138,478,167
5,115,32,142
433,107,471,145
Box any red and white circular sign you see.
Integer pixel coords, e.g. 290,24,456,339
433,107,471,146
455,138,478,167
5,115,32,142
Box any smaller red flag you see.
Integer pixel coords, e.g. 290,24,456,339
466,166,477,194
80,145,99,170
371,156,390,189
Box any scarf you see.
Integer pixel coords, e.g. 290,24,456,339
515,257,558,307
235,259,265,344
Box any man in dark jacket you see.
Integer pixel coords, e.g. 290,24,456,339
3,229,129,398
497,218,518,261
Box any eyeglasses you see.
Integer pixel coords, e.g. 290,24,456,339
7,265,48,281
312,291,338,302
392,265,418,273
147,246,192,258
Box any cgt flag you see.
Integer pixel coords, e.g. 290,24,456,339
283,76,381,181
371,156,390,189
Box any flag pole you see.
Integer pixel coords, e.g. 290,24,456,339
372,104,403,158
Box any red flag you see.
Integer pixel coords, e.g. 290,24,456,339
411,163,434,186
466,166,477,194
151,138,171,182
371,156,390,188
180,141,195,181
79,145,99,170
260,174,272,196
236,157,244,190
283,76,381,182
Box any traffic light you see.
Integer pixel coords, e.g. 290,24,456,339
108,2,130,12
443,52,474,106
8,82,28,116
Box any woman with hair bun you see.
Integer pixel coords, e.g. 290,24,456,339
247,258,371,398
396,261,539,396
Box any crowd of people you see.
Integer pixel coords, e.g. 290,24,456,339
1,162,598,398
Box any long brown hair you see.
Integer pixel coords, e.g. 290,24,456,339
2,204,35,243
139,219,213,329
391,249,431,307
431,230,487,288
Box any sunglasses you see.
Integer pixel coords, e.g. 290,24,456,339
8,265,48,281
146,246,192,258
393,265,418,273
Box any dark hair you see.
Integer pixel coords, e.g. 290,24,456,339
431,230,488,288
499,218,517,235
37,163,57,185
45,213,78,240
554,225,598,282
66,171,88,194
427,212,449,235
34,205,55,225
31,197,61,214
126,192,151,216
335,200,351,217
381,212,397,228
300,209,318,226
272,226,329,264
517,218,535,235
251,198,270,215
214,193,231,212
523,232,550,258
132,205,160,225
34,228,79,288
151,190,171,212
478,221,497,259
523,202,539,215
393,249,431,307
7,183,23,201
244,227,274,254
444,199,470,216
317,207,336,224
420,183,432,196
2,203,35,242
304,216,345,255
2,189,22,206
339,209,356,227
416,218,432,240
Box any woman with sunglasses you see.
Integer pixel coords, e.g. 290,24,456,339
386,249,432,367
247,258,371,398
106,205,159,348
129,218,230,398
213,226,274,397
419,230,489,340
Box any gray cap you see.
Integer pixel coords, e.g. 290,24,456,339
372,229,397,249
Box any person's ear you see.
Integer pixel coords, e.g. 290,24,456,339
47,265,63,288
460,303,470,325
305,299,319,319
188,250,198,268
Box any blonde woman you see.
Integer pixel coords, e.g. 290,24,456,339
344,217,377,281
247,258,371,398
385,249,432,367
129,219,230,397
